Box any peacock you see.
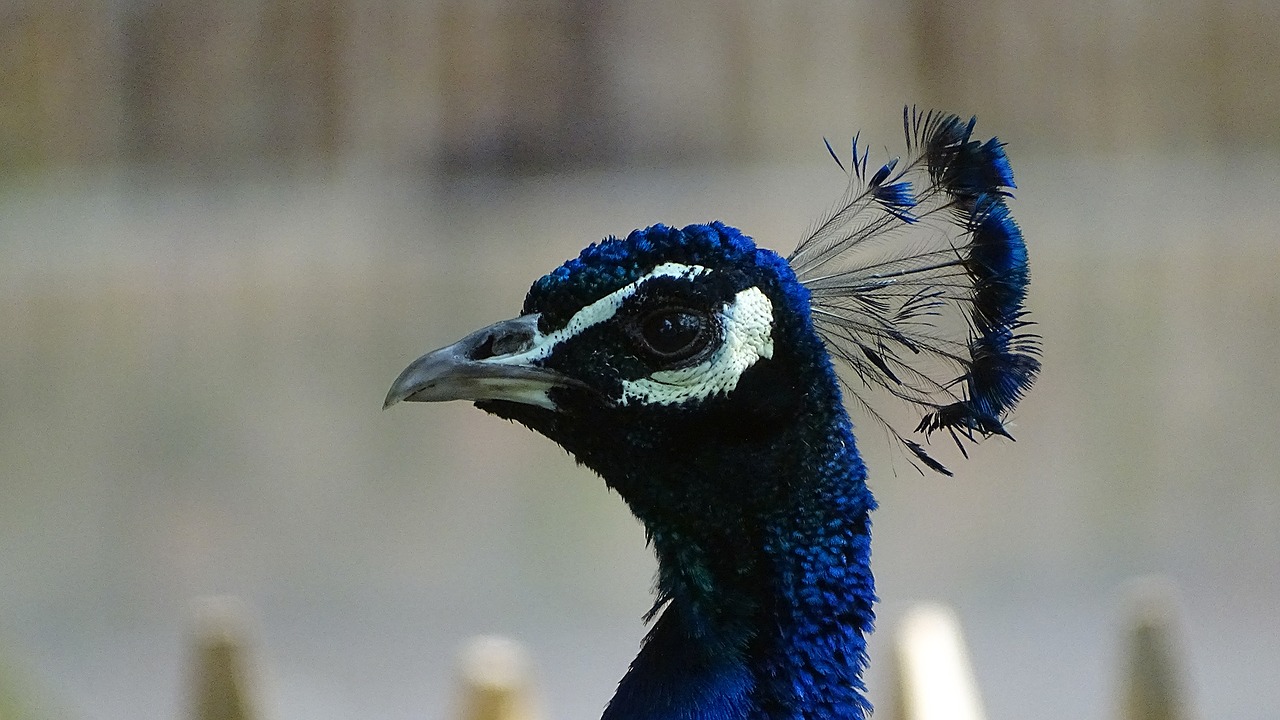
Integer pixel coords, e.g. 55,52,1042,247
385,108,1039,720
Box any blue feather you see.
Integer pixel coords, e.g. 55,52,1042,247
385,108,1038,720
790,107,1039,473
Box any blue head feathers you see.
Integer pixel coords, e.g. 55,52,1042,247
384,107,1038,720
794,107,1040,474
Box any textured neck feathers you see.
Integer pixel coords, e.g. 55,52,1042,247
473,228,883,720
598,403,876,720
585,335,877,720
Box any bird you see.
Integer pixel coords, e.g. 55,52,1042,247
384,108,1039,720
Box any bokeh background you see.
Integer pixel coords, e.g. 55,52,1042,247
1,1,1278,719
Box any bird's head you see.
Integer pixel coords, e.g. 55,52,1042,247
385,222,851,527
385,111,1039,720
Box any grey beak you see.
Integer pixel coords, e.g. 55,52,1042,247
384,314,580,410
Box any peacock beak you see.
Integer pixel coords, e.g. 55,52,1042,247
384,314,581,411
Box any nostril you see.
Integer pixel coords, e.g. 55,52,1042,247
470,334,498,360
490,328,533,356
468,327,533,360
463,316,543,361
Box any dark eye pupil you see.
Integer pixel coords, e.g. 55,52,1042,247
642,310,705,356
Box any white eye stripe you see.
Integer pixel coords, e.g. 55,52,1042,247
620,286,774,406
493,263,776,407
492,262,710,366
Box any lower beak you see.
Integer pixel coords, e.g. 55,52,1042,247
383,314,580,411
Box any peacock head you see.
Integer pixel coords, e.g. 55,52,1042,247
387,109,1042,490
384,221,850,519
384,109,1040,720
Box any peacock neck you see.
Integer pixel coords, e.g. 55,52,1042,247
515,294,880,720
599,402,878,720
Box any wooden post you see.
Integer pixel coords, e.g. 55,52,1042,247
190,597,262,720
1119,578,1194,720
457,636,539,720
889,603,987,720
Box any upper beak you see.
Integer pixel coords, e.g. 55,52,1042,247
383,314,580,410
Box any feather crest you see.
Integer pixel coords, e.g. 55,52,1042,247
790,107,1040,474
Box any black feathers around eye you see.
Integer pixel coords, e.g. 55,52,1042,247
629,307,715,366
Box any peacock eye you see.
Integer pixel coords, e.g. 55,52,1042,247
634,307,713,362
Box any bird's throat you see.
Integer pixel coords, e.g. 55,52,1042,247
489,330,879,719
603,419,878,720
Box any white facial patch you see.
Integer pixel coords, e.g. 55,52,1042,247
491,262,710,366
620,286,775,406
488,262,775,407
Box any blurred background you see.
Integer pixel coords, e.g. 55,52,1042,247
1,1,1277,719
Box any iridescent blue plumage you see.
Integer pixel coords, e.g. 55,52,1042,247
793,108,1039,473
384,108,1037,720
527,223,762,327
491,224,879,720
